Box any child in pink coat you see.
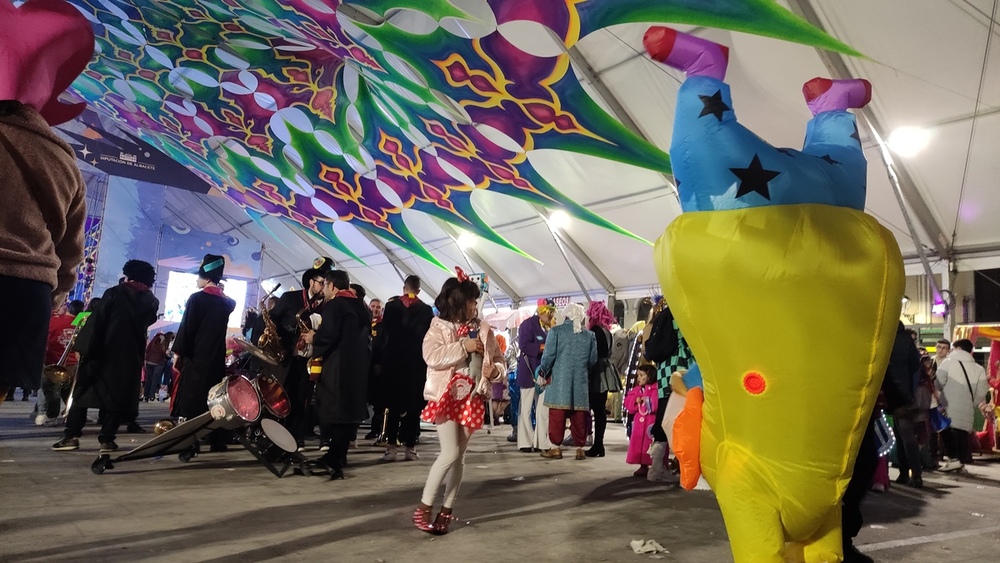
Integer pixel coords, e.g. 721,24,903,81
625,365,658,477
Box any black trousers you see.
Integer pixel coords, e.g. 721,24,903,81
942,427,972,464
386,401,424,448
369,406,386,437
842,415,878,545
282,357,311,442
0,275,50,392
589,391,608,447
319,423,355,470
893,416,922,480
65,405,121,444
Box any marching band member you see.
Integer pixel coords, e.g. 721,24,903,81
53,261,158,451
270,257,332,449
170,254,235,451
304,269,371,479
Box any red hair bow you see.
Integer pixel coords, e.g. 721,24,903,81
455,267,469,282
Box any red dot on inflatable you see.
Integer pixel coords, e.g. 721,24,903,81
743,372,766,395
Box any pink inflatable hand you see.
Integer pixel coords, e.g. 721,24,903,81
0,0,94,125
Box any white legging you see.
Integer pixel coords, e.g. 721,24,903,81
420,420,473,508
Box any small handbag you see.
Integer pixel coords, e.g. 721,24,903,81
930,408,952,432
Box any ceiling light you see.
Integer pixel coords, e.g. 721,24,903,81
887,127,931,157
457,231,476,249
548,210,570,230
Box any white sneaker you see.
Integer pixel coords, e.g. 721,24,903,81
34,414,47,426
940,459,964,472
381,447,398,462
404,448,419,461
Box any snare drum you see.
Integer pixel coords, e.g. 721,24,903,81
244,419,298,462
207,374,261,424
253,373,291,419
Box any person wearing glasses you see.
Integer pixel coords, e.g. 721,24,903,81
269,257,333,449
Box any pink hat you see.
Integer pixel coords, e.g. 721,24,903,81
0,0,95,125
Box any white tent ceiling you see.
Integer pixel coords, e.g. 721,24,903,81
158,0,1000,305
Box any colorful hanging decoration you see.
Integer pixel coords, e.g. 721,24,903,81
59,0,860,268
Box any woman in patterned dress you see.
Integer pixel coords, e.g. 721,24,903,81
413,275,505,535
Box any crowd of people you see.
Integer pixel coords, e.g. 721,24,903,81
4,244,999,543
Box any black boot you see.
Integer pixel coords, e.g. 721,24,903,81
585,444,605,458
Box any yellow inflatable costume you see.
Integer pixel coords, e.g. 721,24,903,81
644,27,904,563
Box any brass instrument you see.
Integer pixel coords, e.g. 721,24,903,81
294,293,324,360
256,284,285,364
153,419,176,436
43,321,84,384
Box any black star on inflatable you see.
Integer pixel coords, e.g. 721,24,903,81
730,154,780,200
850,123,861,145
698,90,730,121
821,154,841,165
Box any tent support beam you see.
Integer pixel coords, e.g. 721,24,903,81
433,219,523,306
786,0,950,261
565,45,679,202
546,220,594,303
531,204,615,295
195,196,305,286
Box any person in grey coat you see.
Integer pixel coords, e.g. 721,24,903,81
936,338,989,470
538,303,596,460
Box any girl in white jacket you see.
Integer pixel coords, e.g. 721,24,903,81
413,274,505,535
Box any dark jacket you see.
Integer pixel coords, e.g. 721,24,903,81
882,321,921,412
516,315,547,389
171,288,236,419
270,288,324,361
72,282,158,412
379,297,434,408
312,294,371,425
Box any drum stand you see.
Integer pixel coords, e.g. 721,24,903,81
91,413,217,474
236,432,311,478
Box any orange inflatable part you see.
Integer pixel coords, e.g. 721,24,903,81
672,386,704,490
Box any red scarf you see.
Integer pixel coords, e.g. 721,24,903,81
202,286,226,298
336,289,358,299
400,293,419,307
123,280,149,292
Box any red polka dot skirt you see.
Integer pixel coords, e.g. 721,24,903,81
421,371,485,431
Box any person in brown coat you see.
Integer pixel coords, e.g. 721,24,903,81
0,0,93,406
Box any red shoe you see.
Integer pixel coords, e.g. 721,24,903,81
412,506,436,534
633,465,649,478
803,77,872,116
433,511,457,535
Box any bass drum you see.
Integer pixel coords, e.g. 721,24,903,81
245,418,298,462
207,374,261,425
254,372,290,419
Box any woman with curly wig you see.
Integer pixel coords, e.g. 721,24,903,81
585,301,620,457
413,273,505,535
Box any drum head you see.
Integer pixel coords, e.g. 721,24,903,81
256,374,290,418
227,375,261,422
261,419,297,453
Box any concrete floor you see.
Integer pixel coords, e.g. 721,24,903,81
1,400,999,563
